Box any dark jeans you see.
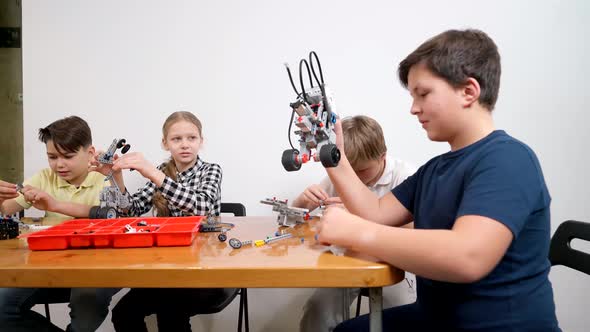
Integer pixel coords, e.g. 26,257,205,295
0,287,120,332
334,301,563,332
334,302,434,332
112,288,234,332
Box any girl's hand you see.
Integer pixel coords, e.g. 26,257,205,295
21,186,58,212
89,151,120,176
316,205,364,248
0,180,19,204
112,152,163,185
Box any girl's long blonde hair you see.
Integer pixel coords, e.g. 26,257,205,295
153,111,202,216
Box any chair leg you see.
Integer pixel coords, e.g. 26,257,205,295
238,289,244,332
243,288,249,332
355,293,362,317
44,303,51,321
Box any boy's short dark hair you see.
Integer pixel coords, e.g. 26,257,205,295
38,116,92,154
341,115,387,169
398,29,501,111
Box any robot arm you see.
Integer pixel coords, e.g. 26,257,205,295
281,52,341,172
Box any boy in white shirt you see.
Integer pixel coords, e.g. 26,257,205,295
293,115,415,332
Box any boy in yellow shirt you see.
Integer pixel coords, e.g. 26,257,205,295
0,117,106,219
0,116,119,332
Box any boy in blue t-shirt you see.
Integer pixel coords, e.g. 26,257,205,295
317,29,561,331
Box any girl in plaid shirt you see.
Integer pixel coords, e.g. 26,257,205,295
108,111,230,332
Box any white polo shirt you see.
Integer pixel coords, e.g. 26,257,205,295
319,155,416,198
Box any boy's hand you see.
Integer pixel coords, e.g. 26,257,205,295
21,186,58,212
334,119,344,152
316,205,363,248
302,184,330,207
324,196,343,205
0,180,19,204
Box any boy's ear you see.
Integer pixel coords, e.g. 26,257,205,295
86,145,96,156
462,77,481,108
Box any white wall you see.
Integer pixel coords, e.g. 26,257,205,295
21,0,590,331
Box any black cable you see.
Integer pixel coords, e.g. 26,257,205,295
309,51,324,85
284,63,300,96
299,59,313,104
288,108,296,150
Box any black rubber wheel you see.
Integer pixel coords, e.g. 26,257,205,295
319,144,341,168
116,139,126,148
96,207,117,219
281,149,302,172
229,238,242,249
218,233,227,242
89,206,101,219
121,144,131,154
104,207,118,219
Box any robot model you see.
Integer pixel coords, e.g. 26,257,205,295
281,51,341,172
260,197,310,227
89,139,132,219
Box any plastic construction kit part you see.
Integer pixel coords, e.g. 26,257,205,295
264,233,293,244
199,220,235,233
313,234,346,256
200,225,224,232
328,245,346,256
0,218,19,240
124,224,137,233
95,138,133,217
261,197,310,227
98,138,130,164
281,52,341,172
229,238,242,249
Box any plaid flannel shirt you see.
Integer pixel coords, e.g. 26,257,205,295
126,157,222,216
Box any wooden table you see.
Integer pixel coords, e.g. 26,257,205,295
0,216,404,332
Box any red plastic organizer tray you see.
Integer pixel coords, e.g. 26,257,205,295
20,216,203,250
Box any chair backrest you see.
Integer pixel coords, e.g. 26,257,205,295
549,220,590,275
220,202,246,217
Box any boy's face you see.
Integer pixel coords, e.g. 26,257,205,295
352,154,386,187
46,140,94,186
162,120,202,172
407,63,466,143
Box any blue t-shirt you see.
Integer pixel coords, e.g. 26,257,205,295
392,130,560,331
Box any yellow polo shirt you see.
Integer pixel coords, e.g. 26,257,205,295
15,169,108,219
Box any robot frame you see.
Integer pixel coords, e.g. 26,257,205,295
281,51,341,172
260,197,310,227
89,138,132,219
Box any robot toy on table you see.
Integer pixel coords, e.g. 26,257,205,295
260,197,310,227
89,138,132,219
281,51,341,172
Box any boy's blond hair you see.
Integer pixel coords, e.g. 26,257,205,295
341,115,387,168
